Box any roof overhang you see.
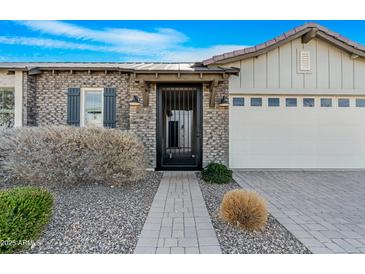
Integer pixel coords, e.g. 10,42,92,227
0,68,27,72
131,72,232,83
24,64,239,77
203,23,365,65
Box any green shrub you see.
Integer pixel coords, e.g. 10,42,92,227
202,162,233,184
0,126,146,185
0,187,53,253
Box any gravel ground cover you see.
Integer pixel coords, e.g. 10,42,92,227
197,174,311,254
1,172,162,254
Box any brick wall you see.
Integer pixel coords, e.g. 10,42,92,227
23,71,229,169
22,72,37,126
27,70,157,168
33,71,131,129
129,82,157,168
202,81,229,166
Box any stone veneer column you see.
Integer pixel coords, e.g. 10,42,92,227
202,80,229,167
129,82,157,169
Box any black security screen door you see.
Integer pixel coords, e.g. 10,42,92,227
157,84,202,170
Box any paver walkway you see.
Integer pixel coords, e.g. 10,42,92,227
234,170,365,254
134,171,221,254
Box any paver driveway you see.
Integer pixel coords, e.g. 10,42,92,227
234,170,365,254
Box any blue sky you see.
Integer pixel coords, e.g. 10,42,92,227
0,20,364,62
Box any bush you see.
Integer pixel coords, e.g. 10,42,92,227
219,189,268,231
202,162,232,184
0,187,53,253
0,126,146,185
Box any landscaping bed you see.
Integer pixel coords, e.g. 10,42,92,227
0,187,53,254
197,174,311,254
1,172,162,254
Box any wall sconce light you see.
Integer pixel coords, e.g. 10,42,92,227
218,96,229,107
129,95,141,106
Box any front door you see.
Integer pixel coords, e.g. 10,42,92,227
157,84,202,170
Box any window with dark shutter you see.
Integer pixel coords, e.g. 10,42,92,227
103,87,117,128
67,88,80,126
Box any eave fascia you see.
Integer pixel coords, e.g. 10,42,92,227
27,67,239,76
203,28,365,66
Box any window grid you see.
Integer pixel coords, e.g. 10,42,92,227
0,89,15,112
0,88,15,128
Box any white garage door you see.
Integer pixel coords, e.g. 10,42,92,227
229,96,365,169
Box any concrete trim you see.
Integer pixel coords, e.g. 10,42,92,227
233,168,365,171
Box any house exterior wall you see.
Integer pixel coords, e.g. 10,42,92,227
32,71,131,129
0,71,23,127
23,72,37,126
202,81,229,166
14,71,23,127
228,37,365,95
0,71,15,127
225,37,365,169
0,71,15,87
129,82,157,169
15,71,229,169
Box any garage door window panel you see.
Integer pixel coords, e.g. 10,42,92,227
321,98,332,107
303,98,315,107
356,99,365,107
251,98,262,107
338,98,350,107
233,97,244,106
286,98,297,107
268,98,280,107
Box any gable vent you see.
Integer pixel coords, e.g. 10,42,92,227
300,51,311,71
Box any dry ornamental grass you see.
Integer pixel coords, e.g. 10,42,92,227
219,189,268,231
0,126,146,186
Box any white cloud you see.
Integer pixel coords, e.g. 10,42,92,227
18,21,188,50
0,36,111,51
4,21,249,62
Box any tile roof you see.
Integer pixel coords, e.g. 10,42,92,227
203,22,365,65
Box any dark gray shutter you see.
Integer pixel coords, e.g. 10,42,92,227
104,87,117,128
67,88,80,126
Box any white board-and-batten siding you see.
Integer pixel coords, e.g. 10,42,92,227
228,37,365,95
227,36,365,169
